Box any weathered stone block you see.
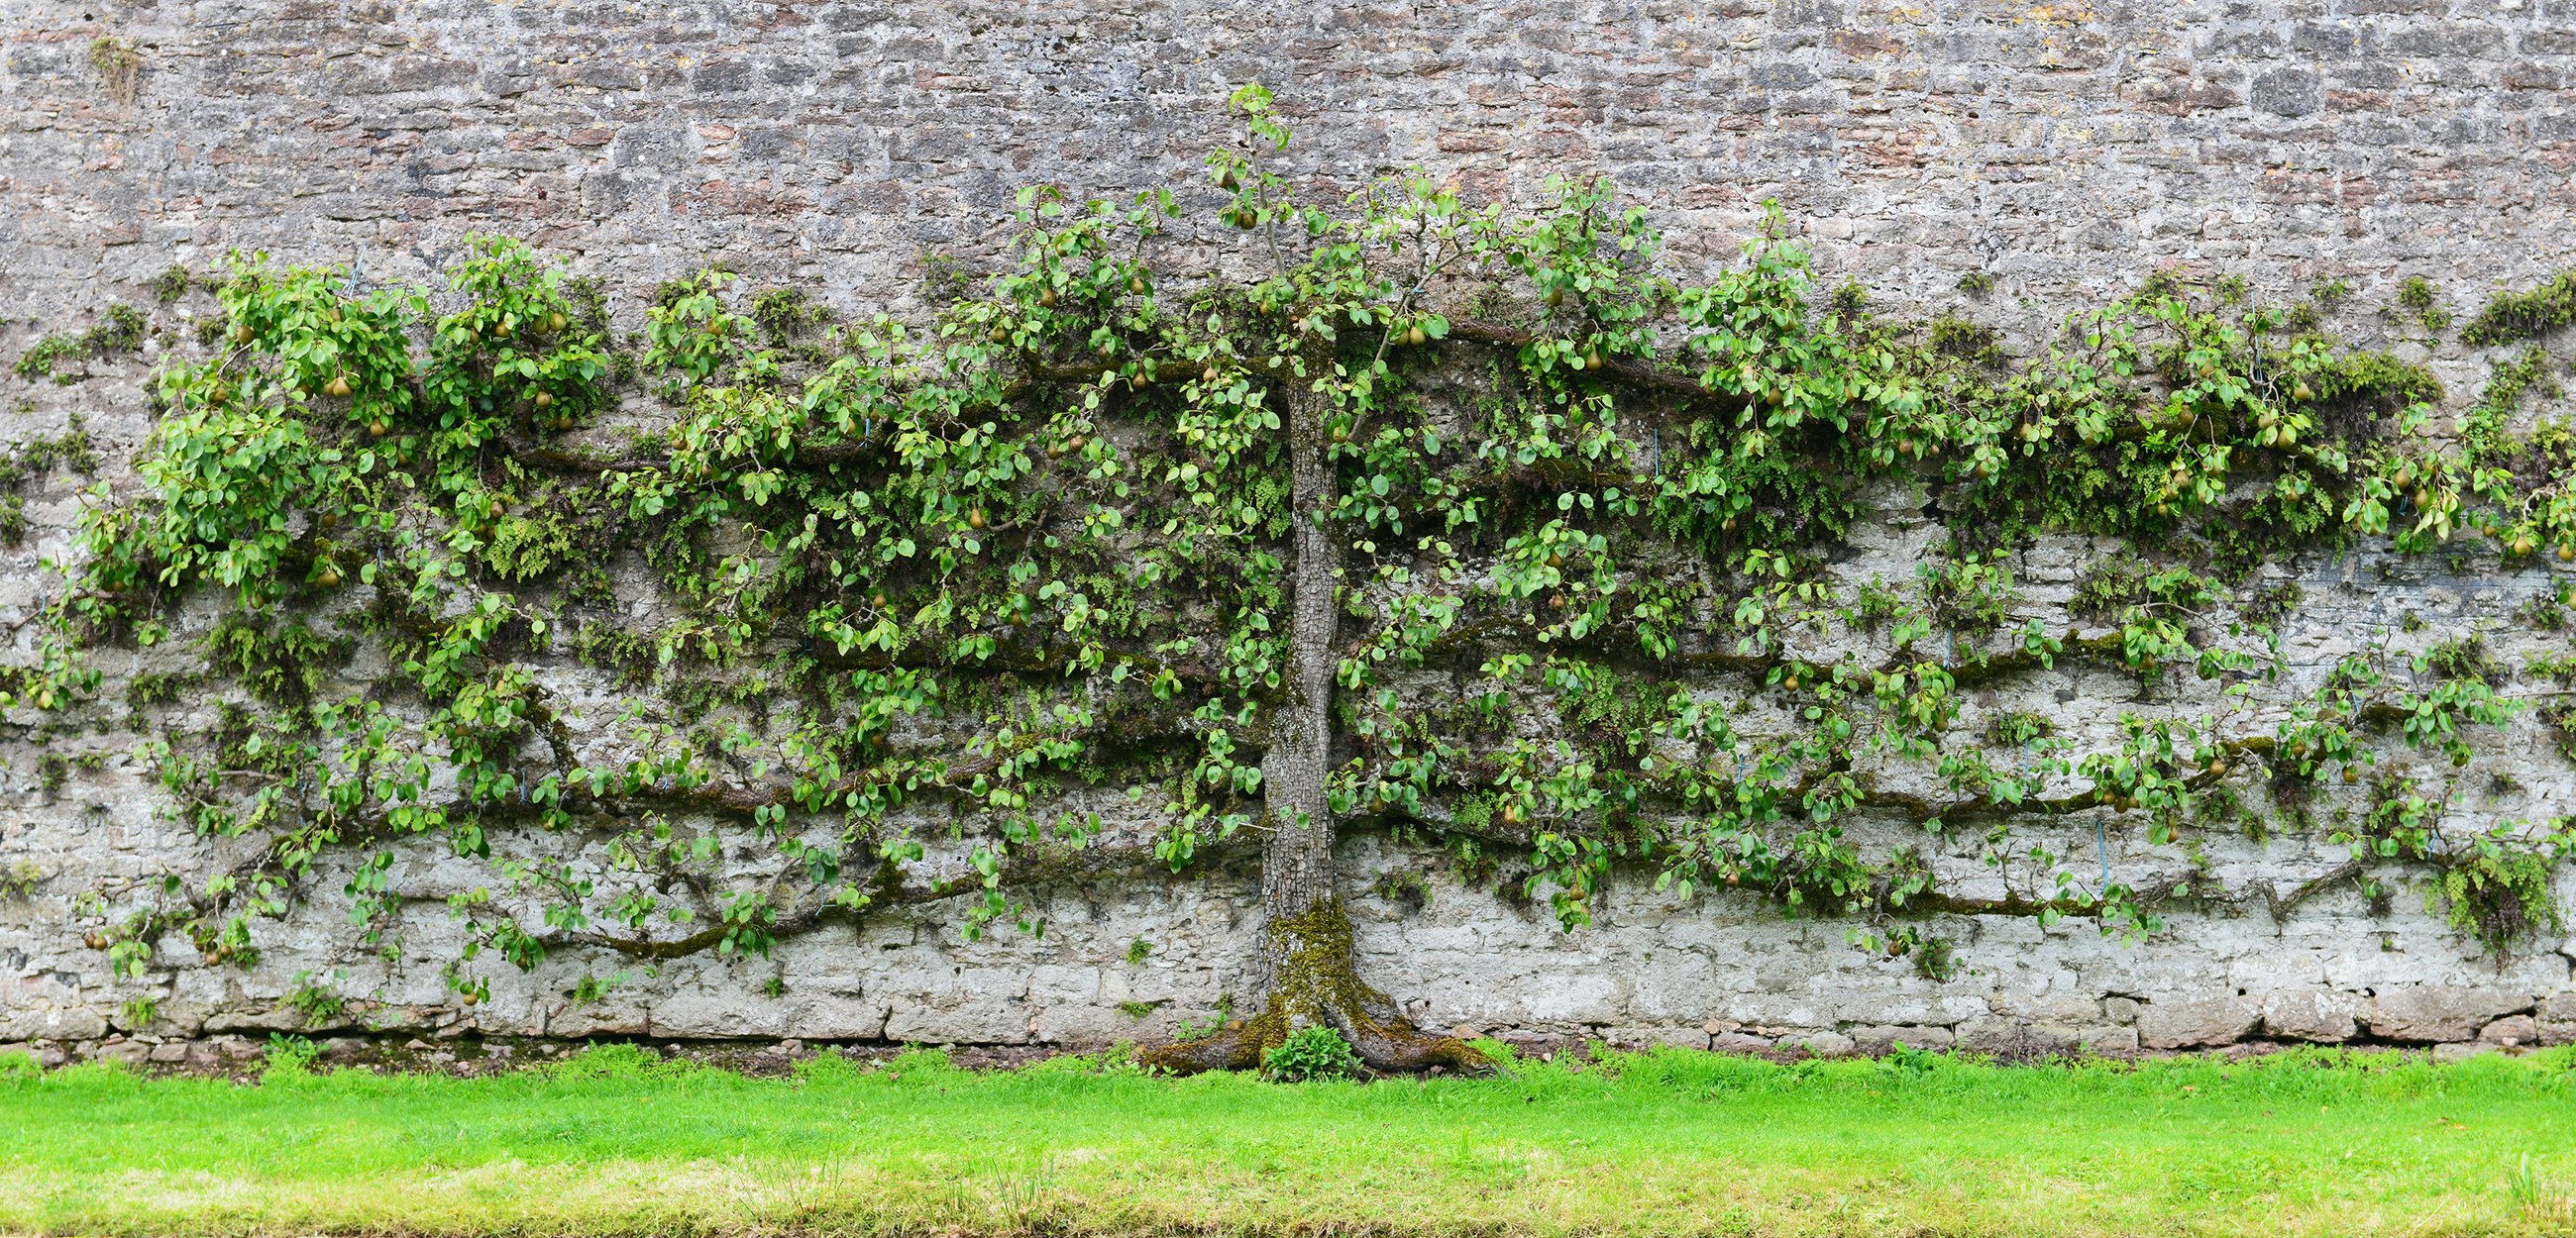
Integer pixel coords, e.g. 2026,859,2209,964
2260,990,2363,1042
1603,1025,1708,1052
2540,993,2576,1047
2365,986,2527,1043
1956,1018,2083,1059
2136,996,2262,1050
1849,1024,1955,1056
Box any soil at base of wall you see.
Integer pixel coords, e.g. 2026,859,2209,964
3,1028,2542,1083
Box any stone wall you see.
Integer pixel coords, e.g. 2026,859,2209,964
4,0,2575,1063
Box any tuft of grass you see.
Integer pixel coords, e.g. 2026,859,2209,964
12,304,146,382
88,36,141,105
2512,1151,2575,1229
2462,269,2576,348
2396,275,2452,334
0,1044,2571,1236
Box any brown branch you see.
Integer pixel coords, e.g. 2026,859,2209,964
494,360,1116,476
1443,318,1722,404
496,322,1750,480
516,831,1254,960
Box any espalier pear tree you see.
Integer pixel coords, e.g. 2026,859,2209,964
18,83,2576,1072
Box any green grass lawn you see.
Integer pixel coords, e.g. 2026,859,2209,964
4,1041,2573,1237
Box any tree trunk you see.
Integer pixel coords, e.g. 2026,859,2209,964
1146,339,1485,1077
1255,338,1344,944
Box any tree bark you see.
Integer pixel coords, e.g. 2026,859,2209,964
1256,338,1344,939
1146,337,1485,1077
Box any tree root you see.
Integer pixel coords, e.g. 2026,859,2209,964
1139,1024,1264,1074
1139,992,1489,1078
1334,993,1491,1076
1141,898,1490,1078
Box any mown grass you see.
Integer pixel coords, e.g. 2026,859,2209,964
4,1041,2574,1237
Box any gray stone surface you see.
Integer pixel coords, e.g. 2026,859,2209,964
2261,989,2365,1042
3,0,2571,355
1850,1024,1954,1056
2541,991,2576,1046
3,0,2575,1057
2365,984,2532,1043
2136,995,2262,1050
